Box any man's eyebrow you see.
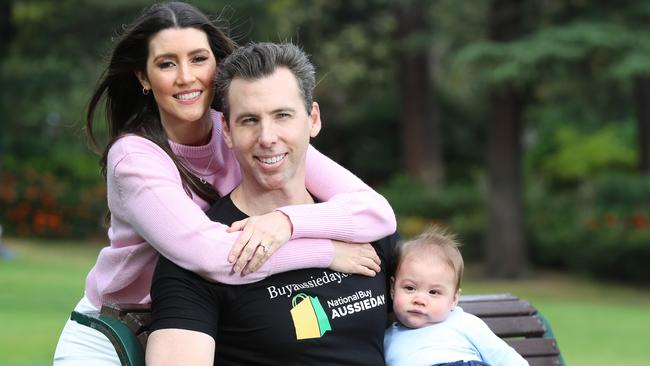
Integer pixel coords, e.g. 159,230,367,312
233,112,259,122
271,107,296,114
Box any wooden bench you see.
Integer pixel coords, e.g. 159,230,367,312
71,293,564,366
458,294,564,366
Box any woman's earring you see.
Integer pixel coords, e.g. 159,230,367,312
142,87,150,95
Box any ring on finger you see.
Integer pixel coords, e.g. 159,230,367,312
260,243,270,254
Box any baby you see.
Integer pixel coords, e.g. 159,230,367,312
384,226,529,366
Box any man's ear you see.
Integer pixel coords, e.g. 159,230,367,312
308,102,322,138
134,71,151,90
221,114,233,148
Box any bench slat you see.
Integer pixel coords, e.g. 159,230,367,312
459,293,518,302
527,356,563,366
506,338,560,357
483,316,546,337
461,299,536,317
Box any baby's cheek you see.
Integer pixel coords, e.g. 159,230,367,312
428,305,451,323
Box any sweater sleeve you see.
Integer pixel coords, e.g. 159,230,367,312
277,145,397,242
108,138,332,285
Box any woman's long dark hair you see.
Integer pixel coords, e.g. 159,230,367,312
87,1,236,206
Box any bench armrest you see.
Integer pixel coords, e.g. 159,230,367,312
71,310,145,366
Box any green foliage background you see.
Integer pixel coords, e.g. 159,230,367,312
1,0,649,282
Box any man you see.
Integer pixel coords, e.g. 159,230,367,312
147,42,397,366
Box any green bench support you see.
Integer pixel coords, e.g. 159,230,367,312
71,293,564,366
71,303,149,366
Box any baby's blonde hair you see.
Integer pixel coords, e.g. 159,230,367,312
395,225,464,291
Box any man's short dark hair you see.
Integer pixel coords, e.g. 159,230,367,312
215,42,316,120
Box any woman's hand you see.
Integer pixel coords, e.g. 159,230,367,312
330,240,381,277
226,211,293,275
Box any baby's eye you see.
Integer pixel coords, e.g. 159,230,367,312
404,286,415,292
429,289,440,295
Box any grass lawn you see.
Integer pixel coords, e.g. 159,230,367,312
2,238,650,365
463,268,650,366
0,238,103,366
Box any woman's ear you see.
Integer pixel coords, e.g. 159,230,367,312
134,71,151,90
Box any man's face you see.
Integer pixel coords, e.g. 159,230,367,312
222,67,321,192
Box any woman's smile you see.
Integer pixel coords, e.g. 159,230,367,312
175,89,202,104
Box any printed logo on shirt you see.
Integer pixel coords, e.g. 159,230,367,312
289,290,386,340
327,290,386,319
290,293,332,340
266,271,350,300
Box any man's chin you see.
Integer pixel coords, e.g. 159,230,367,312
255,176,288,191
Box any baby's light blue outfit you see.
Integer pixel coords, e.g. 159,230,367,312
384,306,529,366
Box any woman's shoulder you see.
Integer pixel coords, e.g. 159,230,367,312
107,134,172,169
110,134,165,155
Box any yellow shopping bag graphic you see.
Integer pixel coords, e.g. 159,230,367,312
290,293,332,340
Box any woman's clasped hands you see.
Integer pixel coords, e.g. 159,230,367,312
226,211,381,277
226,211,292,275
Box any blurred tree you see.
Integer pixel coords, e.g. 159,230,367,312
0,1,13,57
0,0,14,161
484,0,530,278
0,0,152,237
556,0,650,175
454,0,650,275
394,0,444,188
3,0,648,249
635,76,650,174
624,5,650,174
457,1,650,179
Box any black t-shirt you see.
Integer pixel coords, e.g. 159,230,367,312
151,194,396,365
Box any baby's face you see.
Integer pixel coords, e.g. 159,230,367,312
391,252,459,328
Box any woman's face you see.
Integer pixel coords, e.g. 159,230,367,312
137,27,217,144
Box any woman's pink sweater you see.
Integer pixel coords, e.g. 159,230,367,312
84,110,396,307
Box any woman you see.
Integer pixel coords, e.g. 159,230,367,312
53,2,395,365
